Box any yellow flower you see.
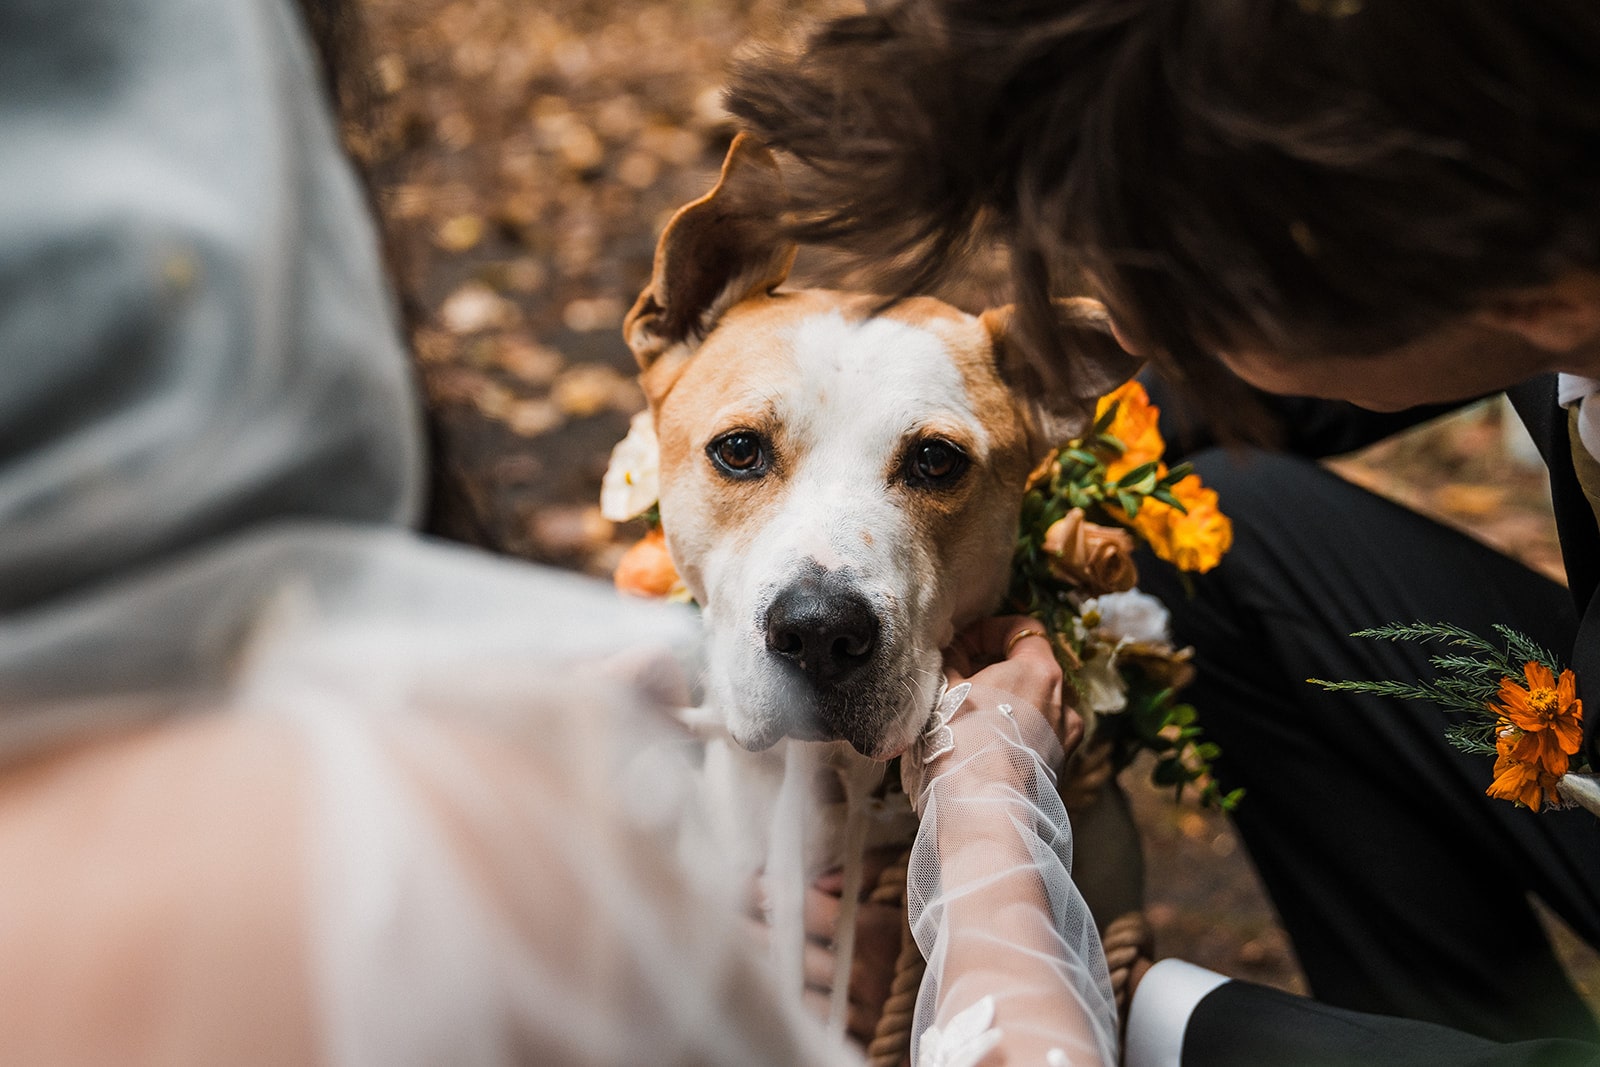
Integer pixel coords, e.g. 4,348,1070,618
1133,475,1234,573
1096,381,1166,482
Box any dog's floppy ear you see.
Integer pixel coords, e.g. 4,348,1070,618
980,297,1145,446
624,133,798,372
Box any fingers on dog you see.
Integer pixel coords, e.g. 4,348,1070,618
999,618,1054,666
955,614,1051,667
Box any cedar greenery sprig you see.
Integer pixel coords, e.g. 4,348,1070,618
1309,621,1563,756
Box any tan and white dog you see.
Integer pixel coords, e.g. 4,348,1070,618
625,134,1140,761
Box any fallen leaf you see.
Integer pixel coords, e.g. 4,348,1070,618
505,398,566,437
553,364,635,416
496,335,564,384
440,281,518,334
561,296,625,332
435,213,486,251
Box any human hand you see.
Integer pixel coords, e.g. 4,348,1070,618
943,615,1078,752
901,616,1081,808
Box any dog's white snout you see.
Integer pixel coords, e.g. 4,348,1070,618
763,566,880,690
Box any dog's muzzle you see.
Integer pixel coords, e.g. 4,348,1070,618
764,567,879,688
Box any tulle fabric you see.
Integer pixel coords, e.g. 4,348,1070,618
907,685,1119,1067
215,537,853,1066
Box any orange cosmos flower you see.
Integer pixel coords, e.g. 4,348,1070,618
1134,475,1235,574
614,527,683,599
1494,661,1584,757
1487,726,1566,810
1096,381,1166,482
1483,663,1583,810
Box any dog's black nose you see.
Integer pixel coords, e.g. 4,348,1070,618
765,571,879,688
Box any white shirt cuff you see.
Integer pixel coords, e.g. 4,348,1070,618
1122,959,1230,1067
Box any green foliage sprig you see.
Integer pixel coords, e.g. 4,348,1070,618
1310,621,1563,756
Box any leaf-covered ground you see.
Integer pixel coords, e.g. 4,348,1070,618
360,0,1596,1009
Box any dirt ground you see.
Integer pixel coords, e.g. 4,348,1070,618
357,0,1599,1012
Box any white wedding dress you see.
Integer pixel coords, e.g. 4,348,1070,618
0,0,1117,1062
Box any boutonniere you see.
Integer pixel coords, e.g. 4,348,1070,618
1312,623,1598,814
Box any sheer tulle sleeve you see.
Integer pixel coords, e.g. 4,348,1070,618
904,684,1118,1067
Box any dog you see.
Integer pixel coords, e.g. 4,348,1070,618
624,134,1140,761
620,134,1146,1041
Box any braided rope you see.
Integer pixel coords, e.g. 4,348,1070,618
865,851,919,1067
1100,910,1155,1017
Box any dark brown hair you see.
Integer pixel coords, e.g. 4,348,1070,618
726,0,1600,393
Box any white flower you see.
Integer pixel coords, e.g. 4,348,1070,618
600,410,660,521
918,996,1003,1067
1081,589,1171,646
1078,646,1128,714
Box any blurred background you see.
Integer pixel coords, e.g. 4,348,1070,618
355,0,1595,1006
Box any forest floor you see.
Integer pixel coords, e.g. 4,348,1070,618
360,0,1598,1010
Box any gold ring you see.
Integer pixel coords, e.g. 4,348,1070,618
1004,628,1046,657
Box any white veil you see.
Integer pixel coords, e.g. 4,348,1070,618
0,0,1117,1062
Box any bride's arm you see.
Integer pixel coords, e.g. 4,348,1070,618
904,618,1118,1067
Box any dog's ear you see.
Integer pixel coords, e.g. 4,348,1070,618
980,297,1145,447
624,134,798,372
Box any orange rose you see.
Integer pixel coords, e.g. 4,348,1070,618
1096,380,1166,482
614,528,683,599
1134,475,1233,574
1042,508,1139,595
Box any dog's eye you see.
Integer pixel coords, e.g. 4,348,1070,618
905,439,968,488
708,431,768,478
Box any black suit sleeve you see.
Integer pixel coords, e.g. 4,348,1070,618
1185,980,1600,1067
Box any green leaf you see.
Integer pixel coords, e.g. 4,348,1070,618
1115,461,1161,492
1164,461,1194,483
1150,487,1184,510
1089,406,1118,437
1063,447,1101,468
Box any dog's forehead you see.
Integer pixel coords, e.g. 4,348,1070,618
781,309,980,438
671,291,1008,444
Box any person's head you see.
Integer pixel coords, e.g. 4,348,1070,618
726,0,1600,414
